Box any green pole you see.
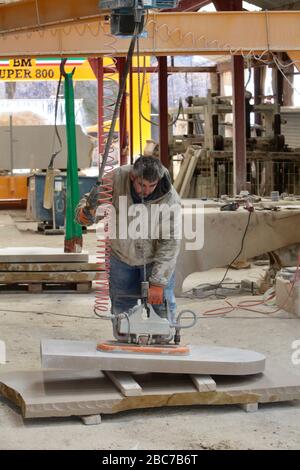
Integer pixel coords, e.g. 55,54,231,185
64,72,82,253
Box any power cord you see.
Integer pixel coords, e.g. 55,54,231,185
179,210,253,301
214,210,253,295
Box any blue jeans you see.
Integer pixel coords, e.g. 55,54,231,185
109,254,176,321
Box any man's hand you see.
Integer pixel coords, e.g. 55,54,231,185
76,206,96,226
148,284,164,305
86,183,100,209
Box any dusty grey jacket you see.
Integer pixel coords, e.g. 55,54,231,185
76,165,181,286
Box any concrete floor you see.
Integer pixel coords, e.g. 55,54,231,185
0,210,300,450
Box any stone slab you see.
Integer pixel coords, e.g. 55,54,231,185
40,339,266,376
176,206,300,294
0,247,89,263
0,272,98,283
0,262,101,272
1,365,300,419
0,124,91,170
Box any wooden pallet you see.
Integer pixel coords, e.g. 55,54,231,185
0,261,105,293
1,364,299,423
0,281,93,293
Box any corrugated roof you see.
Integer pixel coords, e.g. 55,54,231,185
250,1,300,9
1,0,300,10
196,0,300,10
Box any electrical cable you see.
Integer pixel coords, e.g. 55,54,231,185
49,69,63,166
178,211,253,301
98,24,141,183
94,13,143,319
199,255,300,318
1,306,297,322
138,55,185,127
214,211,253,295
0,308,103,321
245,57,252,90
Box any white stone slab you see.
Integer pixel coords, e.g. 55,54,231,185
0,124,91,170
0,247,89,263
175,207,300,294
40,339,266,376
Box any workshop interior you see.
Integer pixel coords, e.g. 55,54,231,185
0,0,300,451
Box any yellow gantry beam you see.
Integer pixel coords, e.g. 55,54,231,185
0,0,102,33
1,11,300,58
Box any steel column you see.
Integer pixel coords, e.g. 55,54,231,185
214,0,246,195
117,57,128,166
89,58,104,157
274,65,284,106
157,56,169,168
254,66,264,137
129,60,134,164
232,55,246,195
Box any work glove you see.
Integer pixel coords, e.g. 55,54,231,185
86,183,100,209
76,206,95,226
148,284,164,305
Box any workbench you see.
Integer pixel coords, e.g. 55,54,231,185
176,201,300,293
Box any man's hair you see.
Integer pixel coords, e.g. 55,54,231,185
132,156,164,182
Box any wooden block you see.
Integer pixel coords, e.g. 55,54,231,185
190,374,216,392
28,283,42,293
173,149,193,193
187,176,197,198
81,414,102,425
76,282,92,292
240,403,258,413
180,156,196,198
104,371,143,397
180,149,203,198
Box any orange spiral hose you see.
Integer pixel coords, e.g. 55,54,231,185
94,51,117,316
94,155,114,315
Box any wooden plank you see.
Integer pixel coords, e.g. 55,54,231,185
180,150,202,198
104,371,142,397
179,156,196,198
173,148,194,193
204,90,214,151
0,282,92,293
28,283,42,293
76,282,92,292
187,176,197,198
190,374,216,392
